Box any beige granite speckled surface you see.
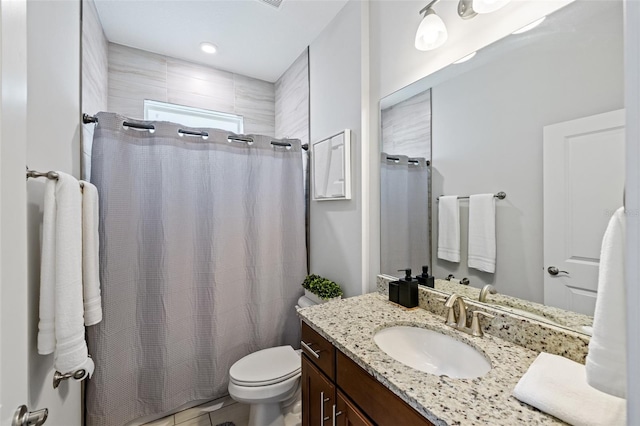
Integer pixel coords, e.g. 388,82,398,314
377,275,590,364
432,279,593,333
298,293,567,426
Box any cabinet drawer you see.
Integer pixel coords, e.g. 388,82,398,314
336,351,434,426
301,321,335,379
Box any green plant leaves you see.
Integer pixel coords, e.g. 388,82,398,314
302,274,343,300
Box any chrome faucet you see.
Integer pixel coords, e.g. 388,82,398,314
479,284,497,303
444,293,495,337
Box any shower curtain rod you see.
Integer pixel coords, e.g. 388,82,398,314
83,114,309,151
385,156,431,166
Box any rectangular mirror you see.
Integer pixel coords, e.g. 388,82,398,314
379,0,624,335
313,130,351,200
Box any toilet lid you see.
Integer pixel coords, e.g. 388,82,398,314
229,346,301,387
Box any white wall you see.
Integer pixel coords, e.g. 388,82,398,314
430,8,623,301
309,0,364,297
625,0,640,420
0,0,30,423
26,1,83,425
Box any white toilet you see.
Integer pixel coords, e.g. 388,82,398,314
228,295,315,426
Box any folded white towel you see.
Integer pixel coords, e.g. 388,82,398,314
513,352,626,426
586,207,626,398
80,181,102,326
437,196,460,262
468,194,496,273
37,172,93,374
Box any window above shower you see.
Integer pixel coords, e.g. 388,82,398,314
143,100,244,133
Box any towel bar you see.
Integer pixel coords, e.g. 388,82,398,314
26,167,84,188
53,368,88,389
437,192,506,201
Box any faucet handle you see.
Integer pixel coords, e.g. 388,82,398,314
471,310,495,337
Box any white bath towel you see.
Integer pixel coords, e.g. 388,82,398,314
513,352,626,426
468,194,496,273
37,172,93,375
586,207,626,398
80,181,102,326
437,196,460,262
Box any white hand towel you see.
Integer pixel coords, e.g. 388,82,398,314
586,207,626,398
37,180,57,354
437,196,460,262
468,194,496,273
513,352,626,426
80,181,102,326
37,172,93,374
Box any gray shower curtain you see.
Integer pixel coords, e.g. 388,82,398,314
86,112,307,426
380,153,430,276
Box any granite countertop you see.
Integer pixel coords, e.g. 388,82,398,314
298,293,566,426
433,279,593,333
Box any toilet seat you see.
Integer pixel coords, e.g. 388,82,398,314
230,346,301,387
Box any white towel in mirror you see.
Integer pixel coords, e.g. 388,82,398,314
468,194,496,273
437,195,460,262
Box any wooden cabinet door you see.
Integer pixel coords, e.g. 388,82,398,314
302,354,336,426
336,391,373,426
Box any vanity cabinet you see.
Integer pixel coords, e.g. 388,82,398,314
301,322,433,426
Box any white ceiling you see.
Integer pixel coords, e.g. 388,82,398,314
94,0,349,82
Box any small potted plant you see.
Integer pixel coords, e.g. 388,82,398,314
302,274,343,304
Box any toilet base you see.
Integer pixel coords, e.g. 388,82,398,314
248,402,284,426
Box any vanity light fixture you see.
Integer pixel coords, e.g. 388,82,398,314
511,16,546,35
415,0,448,51
457,0,511,19
200,42,218,54
453,51,477,64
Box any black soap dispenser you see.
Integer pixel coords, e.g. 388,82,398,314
416,265,435,289
397,268,418,308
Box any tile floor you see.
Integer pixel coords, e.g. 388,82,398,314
141,396,250,426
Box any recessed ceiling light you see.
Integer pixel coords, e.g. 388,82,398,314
200,42,218,54
512,17,546,35
453,51,476,64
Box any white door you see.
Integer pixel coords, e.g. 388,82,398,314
543,109,625,315
0,0,33,425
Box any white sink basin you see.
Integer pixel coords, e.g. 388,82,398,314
373,326,491,379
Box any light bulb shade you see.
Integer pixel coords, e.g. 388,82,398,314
415,11,448,51
472,0,510,14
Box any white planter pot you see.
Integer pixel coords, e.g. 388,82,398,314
304,289,342,305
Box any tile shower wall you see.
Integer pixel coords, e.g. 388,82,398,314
107,43,276,136
275,48,309,145
82,0,108,115
381,89,431,159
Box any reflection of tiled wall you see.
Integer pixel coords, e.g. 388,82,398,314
381,89,431,159
82,0,108,115
107,43,276,136
275,48,309,146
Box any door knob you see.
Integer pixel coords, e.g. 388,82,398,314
12,405,48,426
547,266,569,276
